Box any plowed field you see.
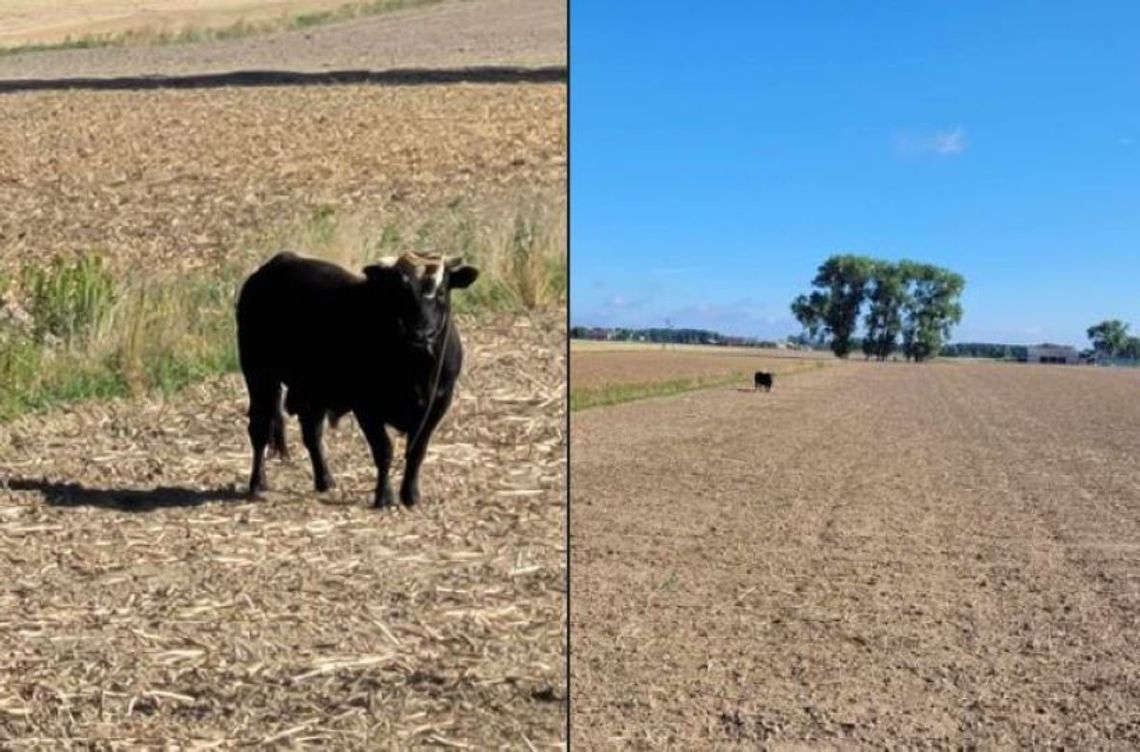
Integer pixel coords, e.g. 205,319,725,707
571,361,1140,747
0,82,565,276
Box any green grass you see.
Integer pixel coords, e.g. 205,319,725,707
0,202,564,422
0,0,448,57
0,259,240,420
570,373,750,412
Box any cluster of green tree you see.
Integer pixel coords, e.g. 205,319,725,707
791,255,965,361
570,326,719,343
569,326,782,348
939,343,1030,360
1087,320,1140,359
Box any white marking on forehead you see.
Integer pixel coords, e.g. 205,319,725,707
382,252,451,296
424,261,445,298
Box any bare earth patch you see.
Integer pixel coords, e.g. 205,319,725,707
571,361,1140,747
1,314,565,747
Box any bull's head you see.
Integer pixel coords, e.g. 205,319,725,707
362,252,478,354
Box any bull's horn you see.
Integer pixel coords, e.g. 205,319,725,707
374,256,399,267
395,254,421,276
444,255,465,269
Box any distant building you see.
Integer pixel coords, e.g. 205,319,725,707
1026,344,1080,364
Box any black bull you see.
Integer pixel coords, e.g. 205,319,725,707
754,371,774,391
236,252,478,508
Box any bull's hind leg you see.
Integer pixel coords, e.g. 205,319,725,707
355,409,395,509
245,379,282,496
299,407,335,492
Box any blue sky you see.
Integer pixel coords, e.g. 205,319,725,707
570,1,1140,346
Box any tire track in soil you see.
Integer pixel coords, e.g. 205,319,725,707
932,366,1140,744
571,362,1140,748
573,366,888,746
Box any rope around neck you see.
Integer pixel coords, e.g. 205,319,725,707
408,310,451,450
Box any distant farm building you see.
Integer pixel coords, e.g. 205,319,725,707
1026,344,1080,364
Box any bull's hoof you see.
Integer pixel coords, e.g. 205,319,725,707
315,475,336,493
373,486,396,509
399,485,420,507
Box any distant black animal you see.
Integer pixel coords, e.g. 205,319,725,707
236,251,478,508
754,371,774,392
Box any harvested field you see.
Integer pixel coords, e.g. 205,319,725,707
571,361,1140,747
1,313,565,746
0,0,566,77
0,0,370,48
0,82,565,277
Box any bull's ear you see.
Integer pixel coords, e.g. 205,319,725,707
449,264,479,290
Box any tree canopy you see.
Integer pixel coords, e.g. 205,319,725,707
1086,319,1130,357
792,255,965,361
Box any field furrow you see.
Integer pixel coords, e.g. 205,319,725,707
570,362,1140,747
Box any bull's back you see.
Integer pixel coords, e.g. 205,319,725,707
237,253,358,377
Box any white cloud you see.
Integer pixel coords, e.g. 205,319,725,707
606,295,645,309
895,126,968,157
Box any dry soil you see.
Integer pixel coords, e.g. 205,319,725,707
571,361,1140,747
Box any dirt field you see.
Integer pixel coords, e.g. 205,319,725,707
0,82,565,276
1,314,564,746
571,346,831,393
0,0,565,78
571,362,1140,747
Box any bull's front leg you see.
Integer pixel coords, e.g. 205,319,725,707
355,409,395,508
401,396,450,507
